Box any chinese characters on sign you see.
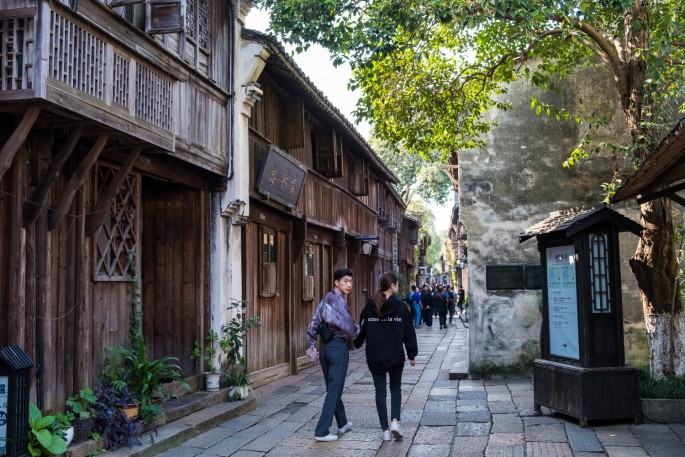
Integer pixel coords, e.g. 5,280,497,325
546,245,580,360
0,375,7,456
257,145,307,209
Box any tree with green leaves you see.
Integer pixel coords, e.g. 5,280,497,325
256,0,685,378
370,138,453,205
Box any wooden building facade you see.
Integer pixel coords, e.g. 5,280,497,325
241,31,409,385
0,0,245,410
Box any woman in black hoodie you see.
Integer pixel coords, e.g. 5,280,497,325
354,272,418,441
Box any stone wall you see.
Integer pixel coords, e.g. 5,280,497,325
460,65,644,376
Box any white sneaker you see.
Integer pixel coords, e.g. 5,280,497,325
390,420,403,439
315,433,339,442
382,430,392,441
339,422,353,434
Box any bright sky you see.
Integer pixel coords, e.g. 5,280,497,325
244,7,453,234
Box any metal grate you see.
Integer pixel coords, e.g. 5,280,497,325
49,11,105,100
94,164,138,281
0,17,34,91
589,233,611,313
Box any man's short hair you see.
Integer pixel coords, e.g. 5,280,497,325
334,268,354,281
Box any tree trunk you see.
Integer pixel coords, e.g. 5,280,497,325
630,198,683,379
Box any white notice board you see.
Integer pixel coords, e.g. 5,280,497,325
546,245,580,360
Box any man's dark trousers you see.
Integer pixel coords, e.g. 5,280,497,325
315,337,350,437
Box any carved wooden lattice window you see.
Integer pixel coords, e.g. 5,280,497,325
94,164,139,281
113,53,129,108
0,17,34,91
186,0,210,51
260,227,278,296
49,11,105,100
135,63,173,131
303,244,315,301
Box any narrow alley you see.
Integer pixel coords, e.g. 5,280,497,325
149,322,685,457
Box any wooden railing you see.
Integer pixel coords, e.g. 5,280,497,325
0,3,229,175
297,170,377,236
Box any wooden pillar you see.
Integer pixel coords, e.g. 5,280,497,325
8,145,27,347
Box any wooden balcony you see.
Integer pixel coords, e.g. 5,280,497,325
0,0,228,175
296,171,377,236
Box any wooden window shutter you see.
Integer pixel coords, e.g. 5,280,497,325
335,135,344,178
281,97,305,150
349,157,368,196
146,0,184,34
260,229,278,296
303,244,314,300
315,129,341,177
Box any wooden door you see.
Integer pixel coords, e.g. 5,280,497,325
244,213,290,382
141,179,207,375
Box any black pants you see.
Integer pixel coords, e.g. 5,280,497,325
422,308,433,327
438,311,447,328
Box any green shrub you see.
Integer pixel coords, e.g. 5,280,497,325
638,365,685,399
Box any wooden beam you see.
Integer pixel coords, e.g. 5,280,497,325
85,147,142,236
636,181,685,204
669,192,685,208
48,134,109,230
23,125,84,226
0,107,40,183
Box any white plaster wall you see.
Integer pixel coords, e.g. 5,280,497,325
461,65,642,376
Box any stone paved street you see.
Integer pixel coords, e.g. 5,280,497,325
155,320,685,457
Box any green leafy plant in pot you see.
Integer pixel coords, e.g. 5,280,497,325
66,387,97,443
191,329,222,391
220,300,261,397
28,403,68,456
51,412,74,447
118,333,190,423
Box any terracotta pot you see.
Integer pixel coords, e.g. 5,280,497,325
121,404,139,419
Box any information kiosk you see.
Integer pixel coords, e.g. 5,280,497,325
519,206,642,427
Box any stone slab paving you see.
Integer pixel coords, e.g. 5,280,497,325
153,320,685,457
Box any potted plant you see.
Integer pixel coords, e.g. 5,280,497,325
225,364,250,401
219,301,261,396
66,387,97,443
191,329,222,391
27,403,68,456
92,382,141,451
220,301,262,368
52,412,74,447
118,333,191,423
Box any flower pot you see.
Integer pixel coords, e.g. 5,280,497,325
63,426,74,446
72,417,95,443
121,404,139,419
228,385,249,401
205,372,221,392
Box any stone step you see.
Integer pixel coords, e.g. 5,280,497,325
449,360,469,380
66,387,256,457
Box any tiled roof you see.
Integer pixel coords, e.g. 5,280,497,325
518,205,642,242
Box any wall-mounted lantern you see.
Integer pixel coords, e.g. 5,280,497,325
361,242,373,256
0,346,34,457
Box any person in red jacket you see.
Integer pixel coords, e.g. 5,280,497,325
354,272,418,441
